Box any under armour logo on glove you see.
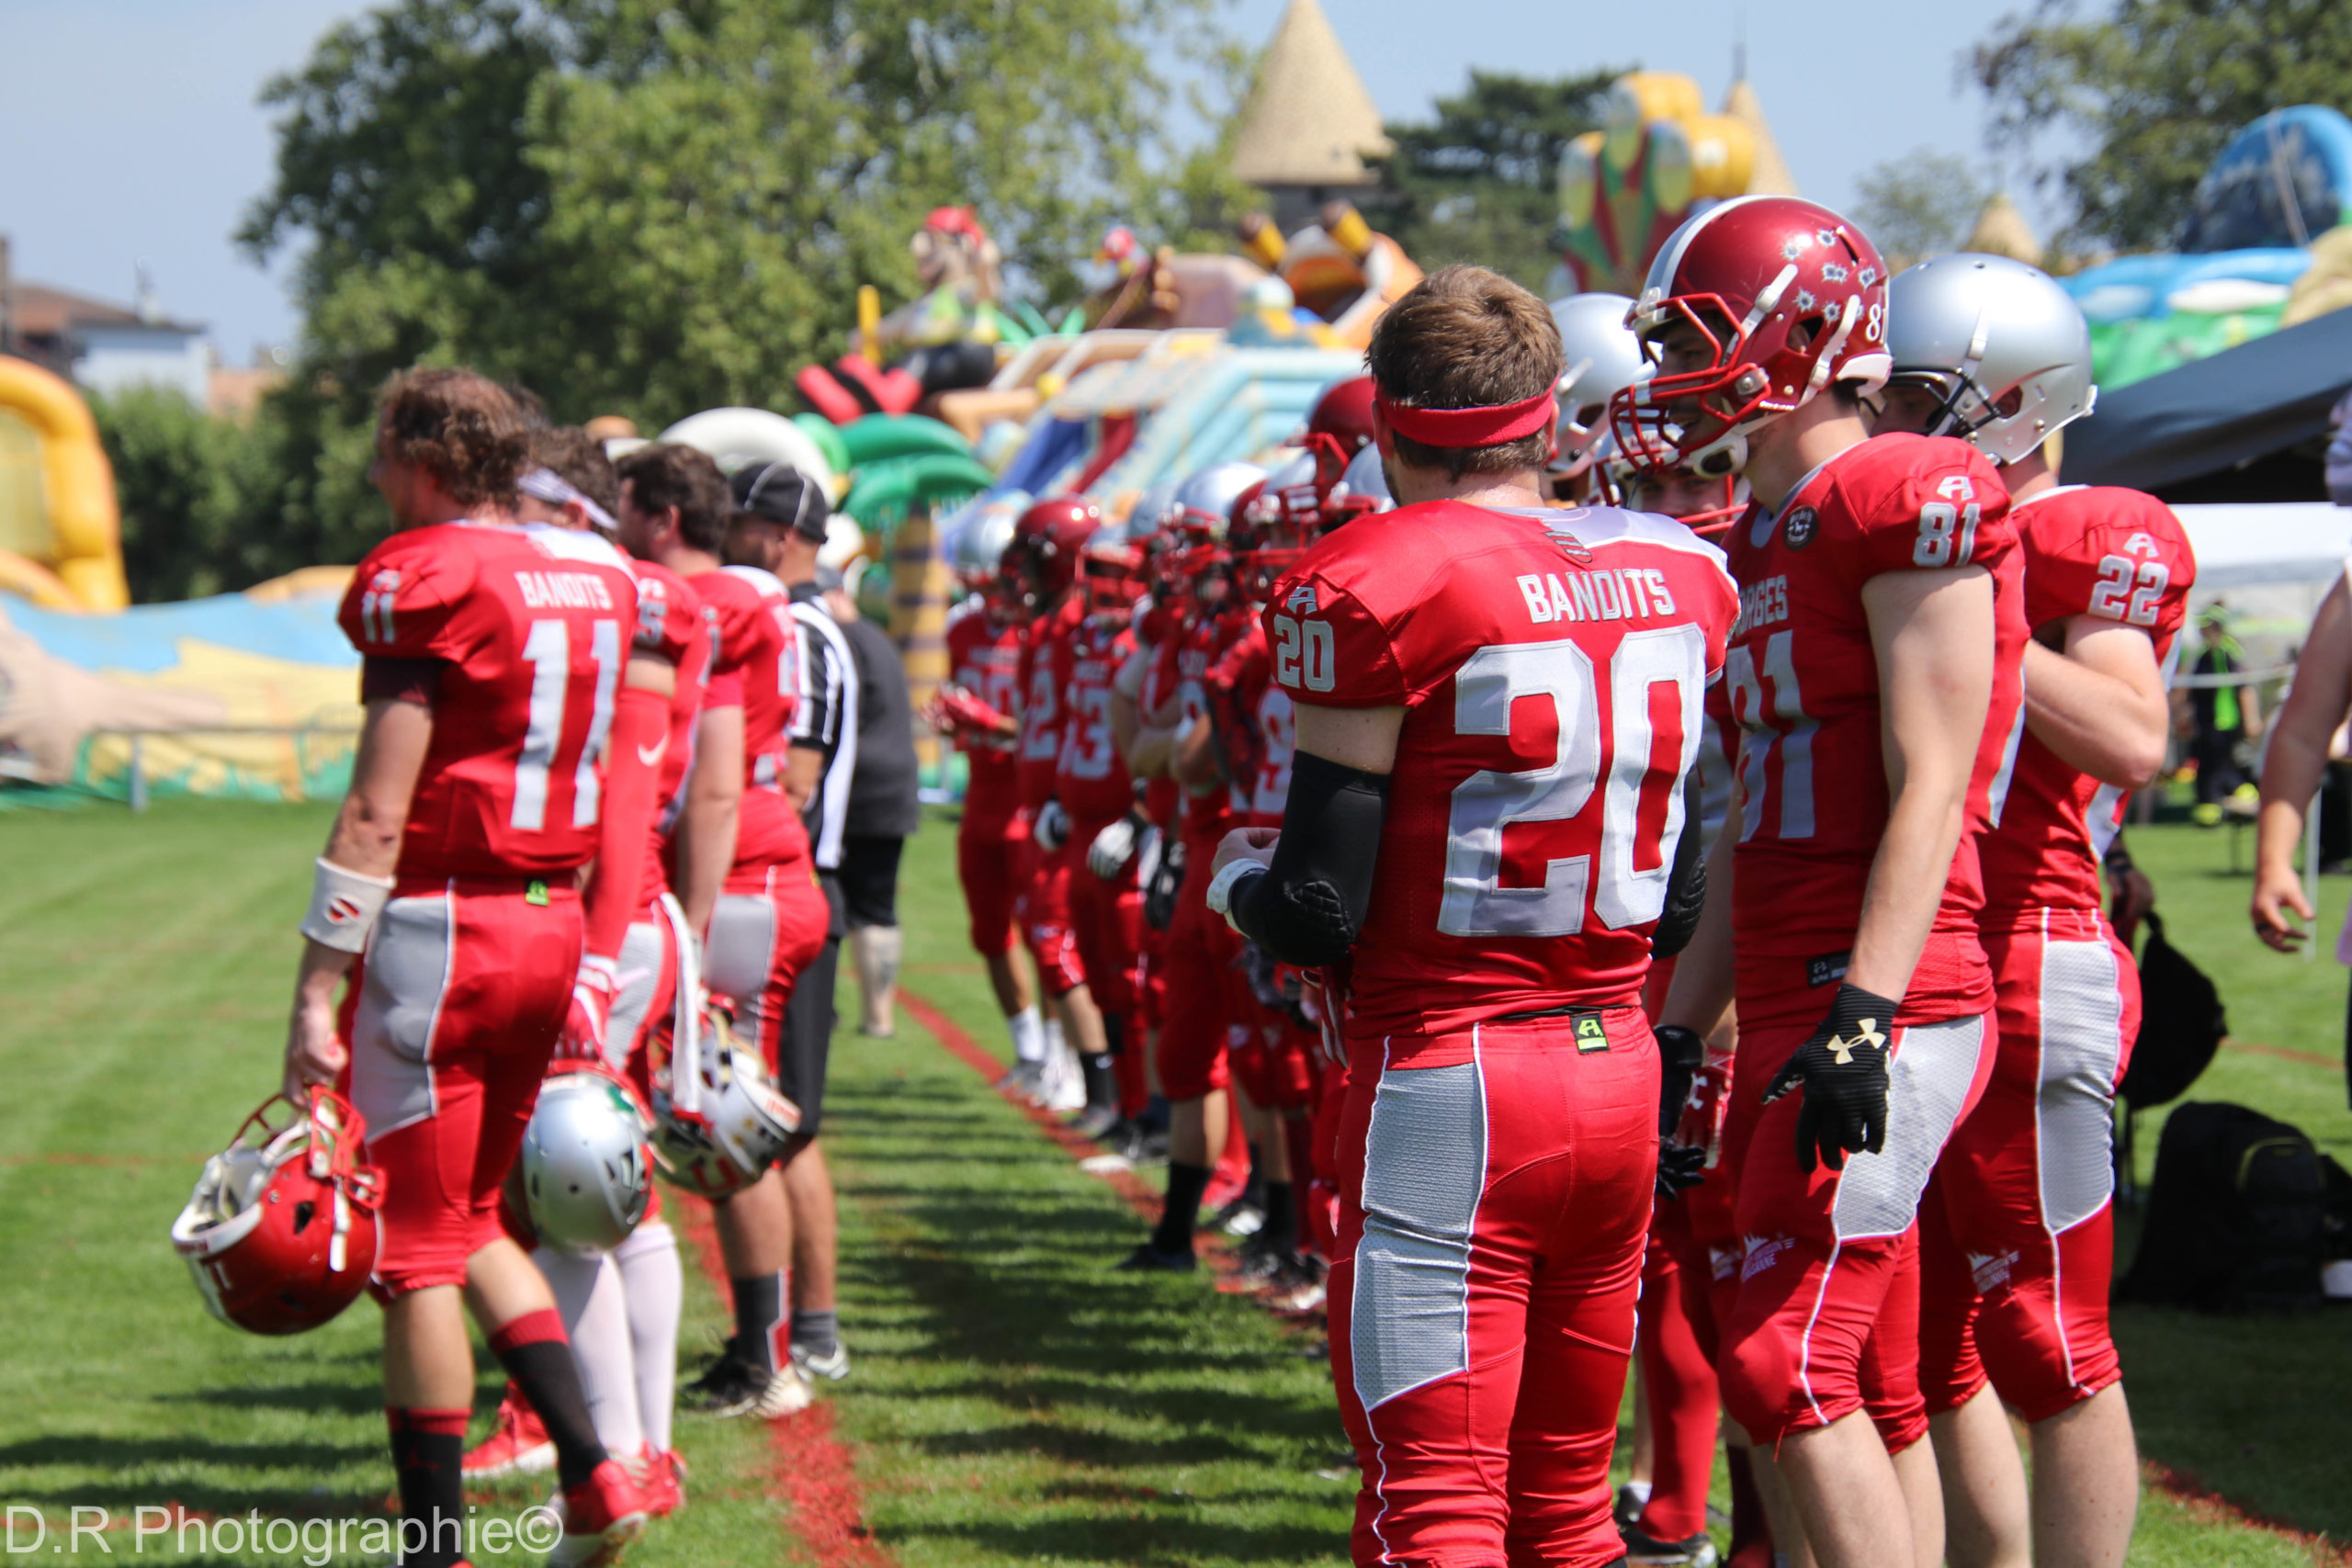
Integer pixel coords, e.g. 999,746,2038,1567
1762,982,1900,1174
1824,1018,1885,1066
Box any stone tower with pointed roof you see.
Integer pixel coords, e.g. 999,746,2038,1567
1230,0,1394,234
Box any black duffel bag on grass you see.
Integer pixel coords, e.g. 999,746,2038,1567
2118,1101,2327,1311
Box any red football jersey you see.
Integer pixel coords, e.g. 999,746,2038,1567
1720,434,2024,1014
944,597,1025,834
341,521,639,880
1981,485,2196,911
1175,604,1253,841
1016,596,1083,810
1128,634,1183,828
628,559,711,898
1268,502,1737,1039
1056,615,1139,819
1207,622,1295,828
686,565,812,872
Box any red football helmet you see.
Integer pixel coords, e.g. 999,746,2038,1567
1080,520,1148,615
1611,196,1893,479
171,1089,382,1336
1230,436,1374,598
1304,375,1377,457
1006,493,1102,608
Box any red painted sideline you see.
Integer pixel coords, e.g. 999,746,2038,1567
2144,1461,2351,1565
2224,1036,2343,1071
671,1200,894,1568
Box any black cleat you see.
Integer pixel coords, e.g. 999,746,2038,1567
1618,1522,1719,1565
1114,1240,1197,1272
680,1350,758,1414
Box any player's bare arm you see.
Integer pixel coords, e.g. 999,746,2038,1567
678,705,745,934
2022,619,2168,787
1659,822,1738,1039
784,740,823,812
2254,575,2352,948
1847,563,1995,996
284,694,432,1100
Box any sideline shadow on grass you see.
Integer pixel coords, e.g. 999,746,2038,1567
823,1066,1354,1568
0,1432,388,1521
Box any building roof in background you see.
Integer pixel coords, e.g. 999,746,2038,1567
1720,76,1797,197
6,280,202,337
1230,0,1393,188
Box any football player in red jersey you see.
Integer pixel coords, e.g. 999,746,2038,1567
285,370,651,1567
613,446,831,1423
1055,521,1162,1154
931,512,1057,1094
1121,461,1270,1269
1209,266,1736,1565
1011,496,1130,1134
451,429,698,1513
1615,198,2028,1568
1877,254,2190,1568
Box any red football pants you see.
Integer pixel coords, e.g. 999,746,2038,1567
706,860,831,1078
1921,908,2137,1423
1016,833,1086,997
1329,1013,1657,1568
956,818,1025,957
1719,1006,1994,1448
1637,1200,1722,1543
351,878,581,1297
1155,829,1248,1101
1064,815,1147,1018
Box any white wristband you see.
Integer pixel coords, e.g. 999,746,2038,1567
1204,857,1264,927
299,858,394,953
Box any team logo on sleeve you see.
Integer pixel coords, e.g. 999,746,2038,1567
1781,507,1817,551
1283,584,1318,614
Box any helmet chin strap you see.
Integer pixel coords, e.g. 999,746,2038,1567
1691,429,1749,479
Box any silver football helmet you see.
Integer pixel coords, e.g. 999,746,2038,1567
1340,441,1391,509
1885,254,2096,467
522,1070,653,1255
951,497,1023,590
1548,293,1645,465
650,1010,802,1201
1168,461,1268,538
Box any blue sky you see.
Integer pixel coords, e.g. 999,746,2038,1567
0,0,2065,366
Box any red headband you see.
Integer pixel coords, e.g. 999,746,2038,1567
1376,389,1557,447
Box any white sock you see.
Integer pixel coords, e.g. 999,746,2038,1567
1010,1006,1045,1065
534,1246,644,1457
614,1220,684,1455
1046,1017,1067,1058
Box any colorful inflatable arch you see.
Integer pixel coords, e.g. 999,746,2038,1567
0,355,130,610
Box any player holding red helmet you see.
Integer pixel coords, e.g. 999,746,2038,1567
1212,266,1736,1565
283,369,651,1567
1620,198,2028,1568
1878,254,2190,1568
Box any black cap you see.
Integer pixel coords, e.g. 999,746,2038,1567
730,461,830,542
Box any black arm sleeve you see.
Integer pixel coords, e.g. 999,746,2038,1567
1227,750,1388,968
1649,773,1708,959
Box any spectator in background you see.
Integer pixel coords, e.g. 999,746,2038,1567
2187,600,2262,827
2252,565,2352,1105
2326,388,2352,508
823,565,921,1037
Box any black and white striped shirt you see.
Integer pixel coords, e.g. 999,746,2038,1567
786,580,860,871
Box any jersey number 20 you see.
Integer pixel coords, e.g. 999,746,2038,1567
1439,626,1705,938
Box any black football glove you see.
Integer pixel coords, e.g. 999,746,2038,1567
1761,983,1898,1174
1656,1143,1708,1201
1655,1025,1705,1136
1143,833,1188,931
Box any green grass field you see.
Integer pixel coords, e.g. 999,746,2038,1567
0,803,2343,1564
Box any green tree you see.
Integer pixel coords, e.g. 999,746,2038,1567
238,0,1238,563
1973,0,2352,250
1851,149,1994,267
1363,68,1624,293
